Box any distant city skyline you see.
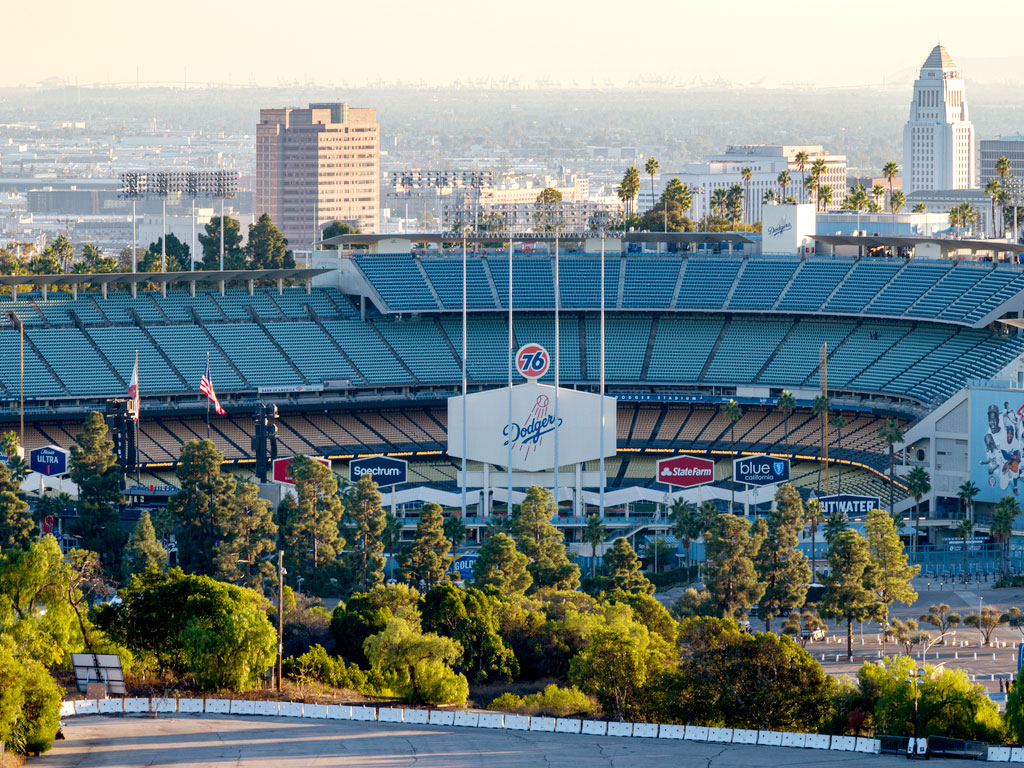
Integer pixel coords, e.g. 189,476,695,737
5,0,1022,90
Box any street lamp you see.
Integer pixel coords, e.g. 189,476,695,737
905,667,926,760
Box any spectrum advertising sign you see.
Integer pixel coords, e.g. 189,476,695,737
349,455,408,486
656,455,715,488
733,454,790,487
447,381,617,472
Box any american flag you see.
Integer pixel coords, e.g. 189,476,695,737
200,358,226,415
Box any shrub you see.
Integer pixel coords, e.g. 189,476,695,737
487,685,598,718
283,644,367,691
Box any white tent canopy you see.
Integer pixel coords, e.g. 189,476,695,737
19,472,79,498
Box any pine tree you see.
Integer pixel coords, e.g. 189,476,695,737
863,507,919,644
0,464,33,551
472,532,531,595
755,483,811,631
510,486,580,592
122,511,167,580
166,440,233,576
401,502,452,587
819,528,879,660
344,475,387,592
214,479,278,591
703,513,764,620
280,456,345,588
69,412,126,570
604,537,654,594
246,214,295,269
197,215,245,269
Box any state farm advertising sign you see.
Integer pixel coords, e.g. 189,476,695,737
272,455,332,485
656,455,715,488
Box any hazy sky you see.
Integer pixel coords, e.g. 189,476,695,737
7,0,1022,89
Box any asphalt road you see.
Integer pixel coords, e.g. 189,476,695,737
35,715,984,767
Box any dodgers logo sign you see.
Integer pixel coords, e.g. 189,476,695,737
733,454,790,486
504,393,563,460
516,343,550,380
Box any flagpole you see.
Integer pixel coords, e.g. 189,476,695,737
134,349,140,483
206,351,211,439
507,215,513,518
599,233,606,521
553,228,560,512
461,231,467,521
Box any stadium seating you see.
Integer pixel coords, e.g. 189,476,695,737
27,328,123,396
421,258,496,309
353,255,438,310
621,258,680,308
263,321,363,385
726,259,799,311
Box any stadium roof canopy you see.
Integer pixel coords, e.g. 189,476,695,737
813,234,1024,255
322,231,755,248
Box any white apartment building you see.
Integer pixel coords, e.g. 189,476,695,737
662,145,847,224
902,45,975,195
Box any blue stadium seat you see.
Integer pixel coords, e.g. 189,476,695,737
776,260,855,312
726,259,800,311
676,258,741,309
27,328,123,396
621,258,680,308
263,321,362,385
87,326,187,393
421,258,496,309
354,255,438,311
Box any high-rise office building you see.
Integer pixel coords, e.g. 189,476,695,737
256,102,379,248
902,45,975,195
980,137,1024,186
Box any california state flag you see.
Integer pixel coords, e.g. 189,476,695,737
128,350,140,421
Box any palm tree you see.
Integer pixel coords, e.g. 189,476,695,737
871,184,886,211
996,156,1013,237
812,395,831,494
697,500,718,535
905,466,931,558
811,158,828,210
958,480,979,524
726,184,744,227
845,183,870,212
644,156,659,218
741,167,753,225
806,498,821,580
992,496,1019,577
954,516,974,584
950,201,976,234
831,413,846,493
624,166,641,218
777,390,796,451
890,190,906,214
912,202,927,213
877,419,904,517
777,170,791,203
818,185,833,211
882,161,899,205
710,187,728,219
762,189,777,205
670,498,701,577
723,399,742,514
803,175,817,209
986,178,1002,238
794,151,809,203
582,513,607,579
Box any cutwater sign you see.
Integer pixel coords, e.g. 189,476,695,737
504,393,563,461
818,494,881,516
733,454,789,486
450,554,478,579
29,445,69,476
349,455,408,486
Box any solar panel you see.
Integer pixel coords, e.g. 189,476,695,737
70,653,127,695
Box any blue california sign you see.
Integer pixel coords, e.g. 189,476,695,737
450,554,478,579
733,454,790,486
29,445,70,477
349,455,408,486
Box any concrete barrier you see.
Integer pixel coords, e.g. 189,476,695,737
531,717,556,733
151,698,176,714
780,732,805,748
685,725,709,741
582,720,607,736
98,699,123,714
253,701,279,716
124,698,149,713
377,707,403,723
60,701,76,718
478,713,504,729
404,709,429,724
178,699,204,714
230,700,256,716
504,714,530,731
74,700,98,715
1009,746,1024,762
855,737,880,754
607,722,633,737
325,705,351,720
987,746,1011,761
633,723,658,738
204,699,230,714
279,702,303,718
351,706,376,722
304,704,328,719
453,711,479,728
830,735,856,751
732,729,757,745
806,734,831,750
429,710,455,726
707,727,733,743
658,724,685,740
555,718,581,734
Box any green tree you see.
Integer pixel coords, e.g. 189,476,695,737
823,508,848,546
965,606,1007,646
670,499,701,576
806,498,822,579
777,170,791,202
401,502,452,587
246,213,295,269
0,464,33,550
444,512,467,551
0,636,63,755
533,187,563,232
69,411,126,571
958,480,979,524
74,243,119,273
141,233,189,272
819,529,877,660
121,511,166,580
213,479,277,591
904,466,931,557
382,510,402,581
877,419,904,516
321,221,360,249
992,495,1019,577
329,583,421,666
581,513,607,579
777,390,796,449
166,439,233,576
919,603,961,637
363,617,468,705
864,507,919,652
604,537,654,594
644,156,659,218
882,161,899,203
198,215,245,270
344,475,387,592
755,483,810,632
723,399,742,513
954,516,974,584
703,513,764,620
280,455,346,590
472,532,531,595
1007,665,1024,742
510,486,580,591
